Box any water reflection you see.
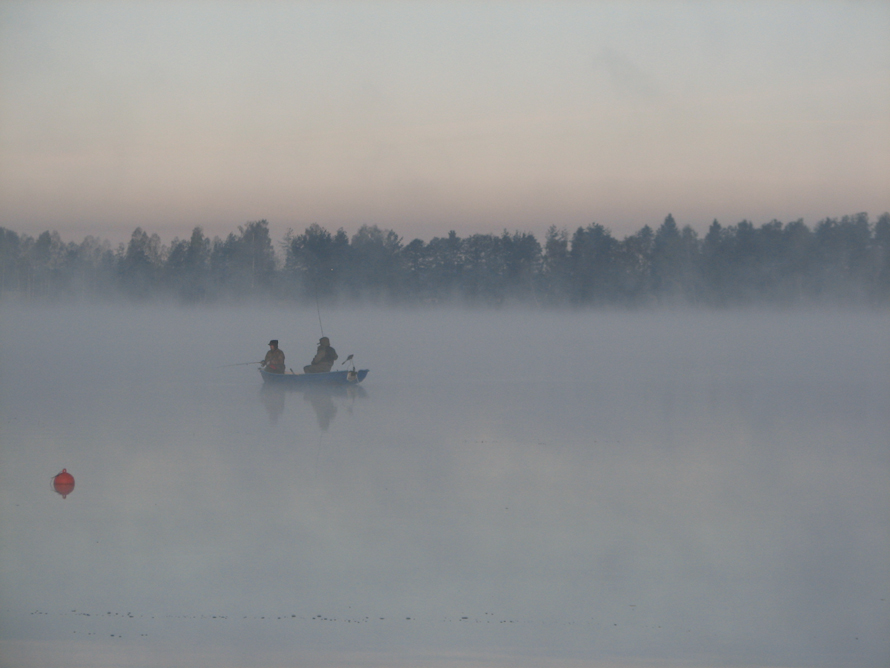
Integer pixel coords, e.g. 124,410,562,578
302,386,337,430
2,306,888,668
259,383,286,423
258,382,368,431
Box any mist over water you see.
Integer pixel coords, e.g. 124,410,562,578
1,304,888,668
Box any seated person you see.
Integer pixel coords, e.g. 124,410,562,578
303,336,338,373
260,339,285,374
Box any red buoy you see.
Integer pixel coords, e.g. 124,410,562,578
53,469,75,499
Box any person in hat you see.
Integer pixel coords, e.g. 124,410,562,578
303,336,338,374
261,339,286,374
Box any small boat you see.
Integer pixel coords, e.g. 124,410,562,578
259,367,369,385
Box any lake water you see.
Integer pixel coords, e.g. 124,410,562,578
1,304,888,668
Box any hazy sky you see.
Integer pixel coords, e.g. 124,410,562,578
1,1,888,244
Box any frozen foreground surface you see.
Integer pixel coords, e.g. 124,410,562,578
0,305,888,668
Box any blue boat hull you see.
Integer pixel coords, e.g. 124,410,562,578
259,368,368,385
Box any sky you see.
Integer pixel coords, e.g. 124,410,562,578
1,0,888,245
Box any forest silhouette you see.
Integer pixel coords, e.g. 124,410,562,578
1,212,888,306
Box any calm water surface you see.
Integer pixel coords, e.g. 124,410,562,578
1,305,888,668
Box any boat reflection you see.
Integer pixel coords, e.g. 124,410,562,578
259,383,286,423
258,381,368,431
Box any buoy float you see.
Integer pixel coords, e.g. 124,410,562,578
53,469,75,499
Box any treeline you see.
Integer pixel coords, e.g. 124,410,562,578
1,212,889,307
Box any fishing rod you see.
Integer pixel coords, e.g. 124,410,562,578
219,361,261,368
312,266,335,339
313,274,324,338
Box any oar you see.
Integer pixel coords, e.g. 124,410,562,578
219,361,261,368
340,354,354,365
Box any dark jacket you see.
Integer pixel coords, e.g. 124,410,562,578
262,348,285,373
